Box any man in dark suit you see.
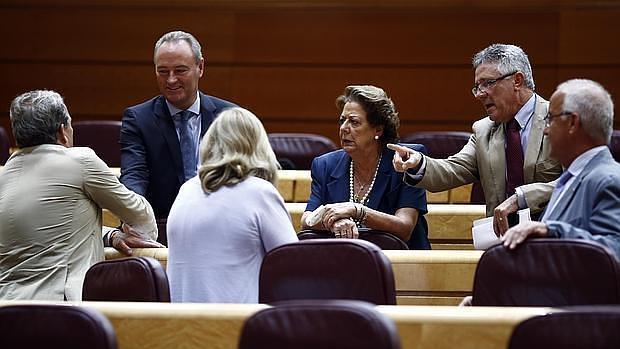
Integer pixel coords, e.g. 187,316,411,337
502,79,620,259
120,31,236,244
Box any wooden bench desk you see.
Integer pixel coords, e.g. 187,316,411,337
106,248,482,306
107,167,473,204
0,300,553,349
108,168,311,203
103,203,485,250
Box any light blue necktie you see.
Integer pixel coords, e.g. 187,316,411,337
542,171,573,221
174,110,197,181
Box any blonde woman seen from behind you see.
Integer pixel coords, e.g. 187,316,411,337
166,107,298,303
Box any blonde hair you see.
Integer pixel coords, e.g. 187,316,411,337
198,107,279,193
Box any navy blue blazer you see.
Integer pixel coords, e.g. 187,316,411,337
306,144,430,249
120,92,236,221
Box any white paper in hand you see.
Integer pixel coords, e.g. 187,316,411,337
471,208,533,250
517,208,531,223
472,217,500,250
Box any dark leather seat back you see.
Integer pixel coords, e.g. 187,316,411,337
509,306,620,349
401,131,472,159
0,304,117,349
259,239,396,304
82,256,170,302
610,130,620,162
472,239,620,306
298,229,409,250
268,133,337,170
73,120,122,167
238,300,401,349
401,131,485,203
0,126,10,165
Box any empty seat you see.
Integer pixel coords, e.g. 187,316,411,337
82,256,170,302
268,133,337,170
401,131,484,203
0,304,117,349
298,229,409,250
73,120,122,167
472,239,620,306
401,131,472,159
509,306,620,349
0,126,10,165
238,300,401,349
259,239,396,305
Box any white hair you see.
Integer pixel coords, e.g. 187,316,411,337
555,79,614,143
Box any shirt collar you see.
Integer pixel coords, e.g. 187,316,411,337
166,91,201,116
565,145,608,178
513,94,536,128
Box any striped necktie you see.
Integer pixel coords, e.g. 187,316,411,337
174,110,197,181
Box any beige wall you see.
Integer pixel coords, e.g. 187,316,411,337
1,0,619,144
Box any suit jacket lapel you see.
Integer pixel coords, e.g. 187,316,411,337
547,149,610,220
488,122,506,204
548,174,582,220
153,96,185,183
523,95,547,182
326,152,350,203
199,92,217,137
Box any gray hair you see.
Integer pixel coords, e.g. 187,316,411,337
9,90,70,148
473,44,535,90
335,85,400,144
555,79,614,143
154,30,203,63
198,107,280,193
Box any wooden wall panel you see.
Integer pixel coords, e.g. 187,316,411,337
0,1,619,146
0,8,236,63
234,10,560,65
559,9,620,65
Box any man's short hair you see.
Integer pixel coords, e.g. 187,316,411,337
154,30,203,64
473,43,535,91
556,79,614,143
9,90,70,148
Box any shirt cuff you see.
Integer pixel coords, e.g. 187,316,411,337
515,187,526,209
404,155,426,182
103,228,121,247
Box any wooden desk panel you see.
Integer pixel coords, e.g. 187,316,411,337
426,204,485,242
0,300,554,349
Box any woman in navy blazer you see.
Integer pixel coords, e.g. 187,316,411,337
301,85,430,249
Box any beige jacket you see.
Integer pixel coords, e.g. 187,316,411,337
0,145,157,300
411,95,562,217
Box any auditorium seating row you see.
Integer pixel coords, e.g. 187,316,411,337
6,300,620,349
4,237,619,348
0,299,553,349
107,167,476,204
102,203,485,250
104,205,481,249
105,247,479,305
104,237,620,307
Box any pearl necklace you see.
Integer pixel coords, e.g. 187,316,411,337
349,153,382,205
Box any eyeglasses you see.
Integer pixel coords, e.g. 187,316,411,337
471,71,518,96
544,111,573,127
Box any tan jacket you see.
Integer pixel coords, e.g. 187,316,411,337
0,145,157,300
411,95,562,217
